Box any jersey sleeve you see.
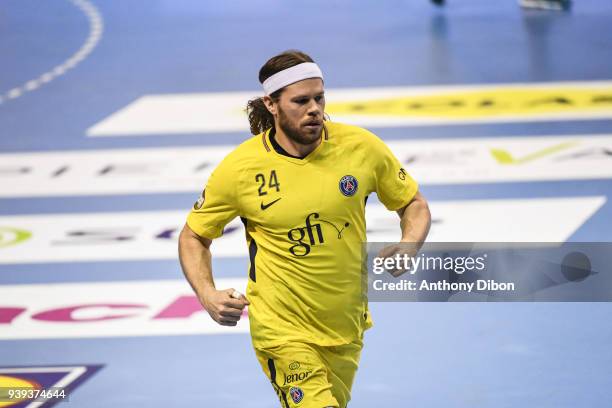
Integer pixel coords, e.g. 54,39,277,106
370,134,419,211
186,155,240,239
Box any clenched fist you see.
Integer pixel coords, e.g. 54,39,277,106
200,288,249,326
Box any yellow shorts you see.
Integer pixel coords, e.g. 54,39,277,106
254,340,363,408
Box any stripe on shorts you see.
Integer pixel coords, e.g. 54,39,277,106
268,358,290,408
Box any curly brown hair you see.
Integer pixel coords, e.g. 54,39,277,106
245,50,315,135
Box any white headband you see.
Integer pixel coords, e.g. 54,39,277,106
262,62,323,95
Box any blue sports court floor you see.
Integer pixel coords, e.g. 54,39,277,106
1,0,612,406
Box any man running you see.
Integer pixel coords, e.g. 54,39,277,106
179,50,431,407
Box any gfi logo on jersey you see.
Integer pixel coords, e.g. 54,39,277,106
287,213,350,257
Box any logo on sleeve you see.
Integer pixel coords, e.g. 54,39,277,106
339,175,358,196
398,168,407,180
289,386,304,404
193,189,206,210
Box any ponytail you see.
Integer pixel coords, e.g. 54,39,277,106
246,96,275,136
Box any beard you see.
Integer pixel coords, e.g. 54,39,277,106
277,108,321,146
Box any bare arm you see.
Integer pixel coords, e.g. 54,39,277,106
178,223,215,297
178,223,248,326
396,190,431,250
378,191,431,276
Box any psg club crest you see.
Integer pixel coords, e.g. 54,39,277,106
289,386,304,404
339,175,358,197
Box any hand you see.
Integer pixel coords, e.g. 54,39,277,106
200,288,249,326
377,241,419,277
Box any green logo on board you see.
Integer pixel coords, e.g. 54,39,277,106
0,227,32,248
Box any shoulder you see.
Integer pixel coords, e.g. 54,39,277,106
215,132,269,170
326,121,373,137
325,121,388,151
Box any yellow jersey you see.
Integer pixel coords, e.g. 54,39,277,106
187,121,418,348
